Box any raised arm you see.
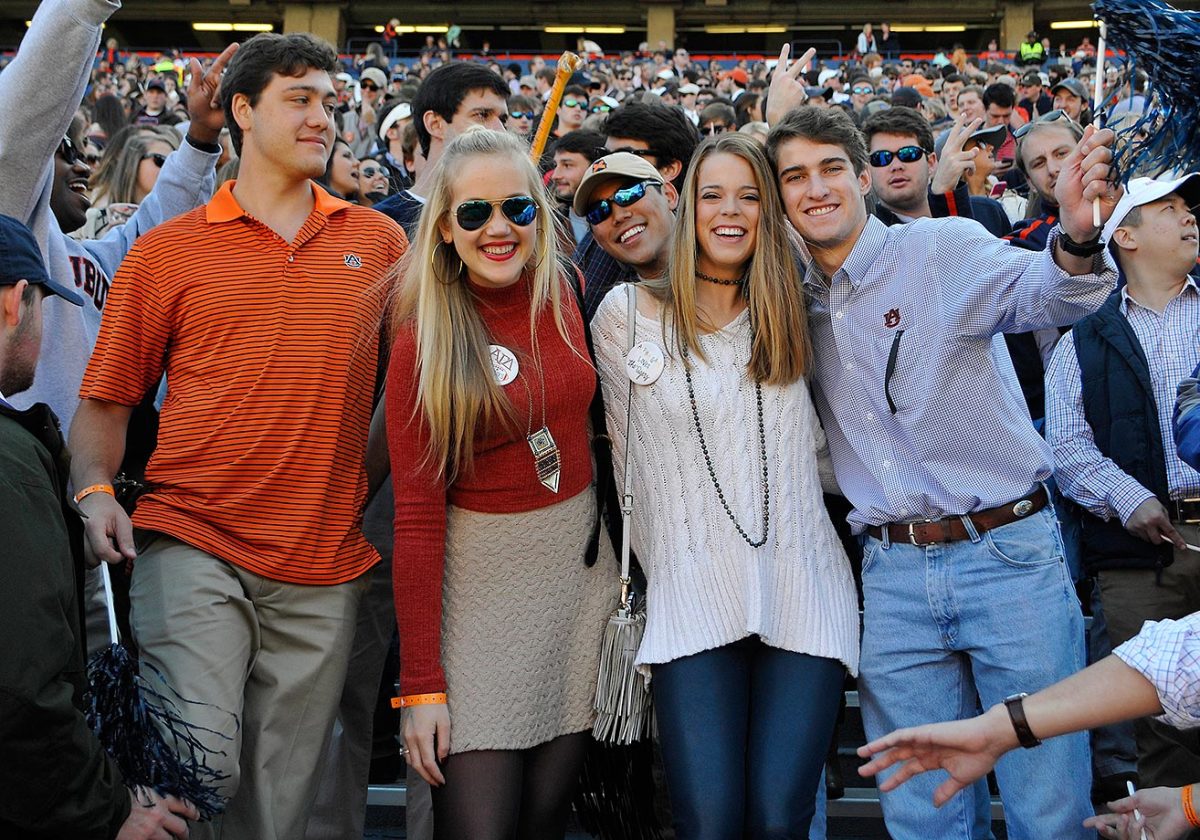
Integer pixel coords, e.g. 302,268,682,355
82,44,238,277
0,0,119,227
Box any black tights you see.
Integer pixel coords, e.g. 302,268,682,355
430,731,589,840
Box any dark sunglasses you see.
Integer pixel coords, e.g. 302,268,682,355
141,152,168,168
585,179,660,225
700,124,728,136
590,104,613,114
454,196,538,231
510,110,535,119
1013,108,1075,139
852,85,874,95
868,145,927,167
608,147,661,162
562,98,585,108
57,135,83,166
360,165,389,178
360,82,380,91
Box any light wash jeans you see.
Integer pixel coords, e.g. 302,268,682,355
858,505,1094,840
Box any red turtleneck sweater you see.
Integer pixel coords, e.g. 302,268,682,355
387,275,596,695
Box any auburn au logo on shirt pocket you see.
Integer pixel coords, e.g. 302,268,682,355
344,254,362,268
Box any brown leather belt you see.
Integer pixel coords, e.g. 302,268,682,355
1174,498,1200,524
867,486,1049,547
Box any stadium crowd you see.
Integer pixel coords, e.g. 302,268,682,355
1,0,1198,839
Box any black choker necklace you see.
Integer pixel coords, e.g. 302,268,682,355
696,269,745,286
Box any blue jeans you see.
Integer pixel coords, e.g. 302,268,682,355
1088,581,1138,779
652,636,844,840
858,506,1093,840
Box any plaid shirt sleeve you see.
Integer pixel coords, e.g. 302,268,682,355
1044,329,1157,524
1113,613,1200,730
576,233,633,322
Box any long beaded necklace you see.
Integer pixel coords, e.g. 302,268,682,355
681,338,769,548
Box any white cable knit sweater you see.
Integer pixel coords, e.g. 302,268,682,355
593,285,860,675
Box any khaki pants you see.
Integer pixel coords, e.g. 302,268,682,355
130,532,366,840
1097,523,1200,790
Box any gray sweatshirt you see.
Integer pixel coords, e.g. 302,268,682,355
0,0,217,434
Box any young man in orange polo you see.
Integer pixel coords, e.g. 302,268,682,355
68,33,407,840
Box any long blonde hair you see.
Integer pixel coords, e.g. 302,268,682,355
389,127,575,481
649,133,811,385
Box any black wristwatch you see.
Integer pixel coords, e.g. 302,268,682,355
1003,693,1043,749
1057,227,1105,257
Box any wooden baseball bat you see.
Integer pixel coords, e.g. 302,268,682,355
530,50,583,161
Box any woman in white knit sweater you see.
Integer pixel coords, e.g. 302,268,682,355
592,133,860,839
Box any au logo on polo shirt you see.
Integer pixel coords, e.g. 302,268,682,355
344,253,362,268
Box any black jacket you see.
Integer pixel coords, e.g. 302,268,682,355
0,401,130,838
1072,292,1174,573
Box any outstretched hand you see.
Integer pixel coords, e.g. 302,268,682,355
765,43,818,127
186,42,239,144
857,705,1018,807
1052,123,1122,242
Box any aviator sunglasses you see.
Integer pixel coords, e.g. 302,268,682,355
1013,108,1076,140
585,179,660,225
454,196,539,231
868,145,927,167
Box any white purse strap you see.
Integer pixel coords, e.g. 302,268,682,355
619,284,637,602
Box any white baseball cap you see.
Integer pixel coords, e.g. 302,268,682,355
1102,172,1200,243
378,102,412,140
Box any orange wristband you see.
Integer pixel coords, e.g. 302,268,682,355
74,483,115,504
390,692,447,709
1183,784,1200,828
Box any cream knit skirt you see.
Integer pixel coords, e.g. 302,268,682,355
441,487,616,754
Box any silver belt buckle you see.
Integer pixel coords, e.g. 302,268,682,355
907,522,921,546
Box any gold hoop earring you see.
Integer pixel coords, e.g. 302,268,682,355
433,240,464,284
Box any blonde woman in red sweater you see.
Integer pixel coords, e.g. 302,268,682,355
385,126,614,839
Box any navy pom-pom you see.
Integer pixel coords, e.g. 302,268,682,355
1094,0,1200,178
86,642,236,819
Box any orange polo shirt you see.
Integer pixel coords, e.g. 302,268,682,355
80,181,408,584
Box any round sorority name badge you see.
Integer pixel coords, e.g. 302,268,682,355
489,344,519,386
626,341,665,385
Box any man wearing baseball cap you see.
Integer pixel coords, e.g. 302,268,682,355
1046,172,1200,792
374,101,413,192
0,213,200,838
132,76,179,127
1051,77,1090,125
573,152,679,316
1018,70,1053,119
718,67,748,101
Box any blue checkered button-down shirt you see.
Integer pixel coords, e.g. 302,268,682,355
1046,281,1200,524
805,215,1116,531
1114,611,1200,729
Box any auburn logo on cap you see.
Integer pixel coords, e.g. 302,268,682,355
591,159,608,173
